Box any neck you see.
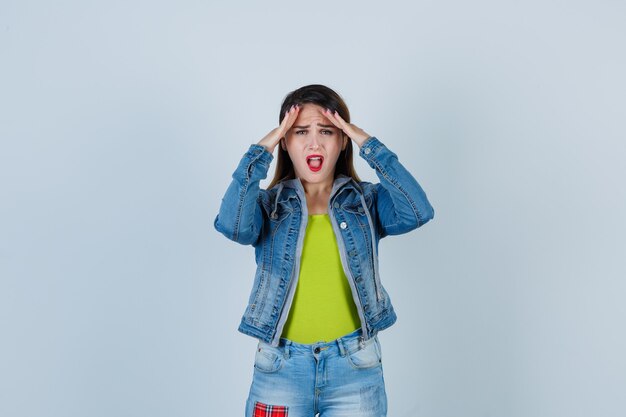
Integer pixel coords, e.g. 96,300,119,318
301,178,333,196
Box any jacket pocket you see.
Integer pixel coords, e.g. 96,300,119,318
268,194,297,222
342,203,366,216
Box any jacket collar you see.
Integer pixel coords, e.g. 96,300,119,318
270,176,360,218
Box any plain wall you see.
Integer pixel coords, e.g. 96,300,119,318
1,1,625,416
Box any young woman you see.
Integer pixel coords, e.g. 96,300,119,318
214,84,434,417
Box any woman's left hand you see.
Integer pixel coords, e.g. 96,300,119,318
322,108,371,148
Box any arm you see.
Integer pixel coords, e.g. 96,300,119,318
214,104,301,245
360,136,434,237
213,145,273,245
321,108,434,237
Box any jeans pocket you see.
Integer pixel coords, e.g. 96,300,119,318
253,342,284,373
346,337,382,370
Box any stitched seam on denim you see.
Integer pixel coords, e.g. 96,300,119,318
364,180,388,239
367,154,422,227
268,213,292,323
253,350,284,373
270,201,307,346
271,212,294,332
250,269,267,323
353,217,373,282
344,220,367,313
357,192,384,302
233,154,258,242
253,213,287,325
346,342,382,369
236,147,271,243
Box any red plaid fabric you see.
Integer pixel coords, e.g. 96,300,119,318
253,401,288,417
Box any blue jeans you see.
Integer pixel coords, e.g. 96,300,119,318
245,329,388,417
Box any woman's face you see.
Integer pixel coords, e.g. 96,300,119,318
282,103,346,187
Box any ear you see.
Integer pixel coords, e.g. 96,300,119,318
342,135,348,150
280,137,287,151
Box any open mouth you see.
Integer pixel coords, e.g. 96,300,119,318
306,154,324,172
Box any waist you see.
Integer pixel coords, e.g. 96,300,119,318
269,328,370,358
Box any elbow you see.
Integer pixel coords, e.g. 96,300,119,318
213,214,234,240
416,204,434,228
214,215,257,245
390,202,434,234
234,229,259,245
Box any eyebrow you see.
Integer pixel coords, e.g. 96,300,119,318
292,123,336,129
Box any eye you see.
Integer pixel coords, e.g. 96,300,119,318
295,130,307,135
321,129,334,135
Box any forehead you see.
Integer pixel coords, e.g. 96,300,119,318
294,104,330,124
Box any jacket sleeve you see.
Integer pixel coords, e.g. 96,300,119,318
359,136,434,238
213,144,273,245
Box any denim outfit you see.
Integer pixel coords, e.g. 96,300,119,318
247,329,387,417
214,136,434,416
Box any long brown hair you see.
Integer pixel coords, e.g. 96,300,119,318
267,84,361,189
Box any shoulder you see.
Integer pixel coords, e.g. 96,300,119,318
354,179,379,198
356,180,376,192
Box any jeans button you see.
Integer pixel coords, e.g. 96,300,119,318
314,347,320,354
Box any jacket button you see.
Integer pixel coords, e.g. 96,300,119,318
334,202,340,208
340,221,347,229
364,148,371,155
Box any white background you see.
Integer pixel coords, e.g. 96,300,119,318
1,1,625,416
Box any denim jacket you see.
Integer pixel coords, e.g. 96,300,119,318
214,137,434,347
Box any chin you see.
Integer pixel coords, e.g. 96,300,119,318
297,171,332,184
294,160,338,184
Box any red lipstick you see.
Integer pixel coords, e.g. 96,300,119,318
306,154,324,172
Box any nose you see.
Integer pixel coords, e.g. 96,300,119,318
308,134,320,150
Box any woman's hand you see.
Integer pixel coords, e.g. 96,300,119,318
322,108,371,148
257,104,301,153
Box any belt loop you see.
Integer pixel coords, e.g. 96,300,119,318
337,336,347,357
284,340,291,359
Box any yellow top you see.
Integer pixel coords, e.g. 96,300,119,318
282,214,361,343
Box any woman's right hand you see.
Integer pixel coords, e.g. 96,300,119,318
257,104,301,154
